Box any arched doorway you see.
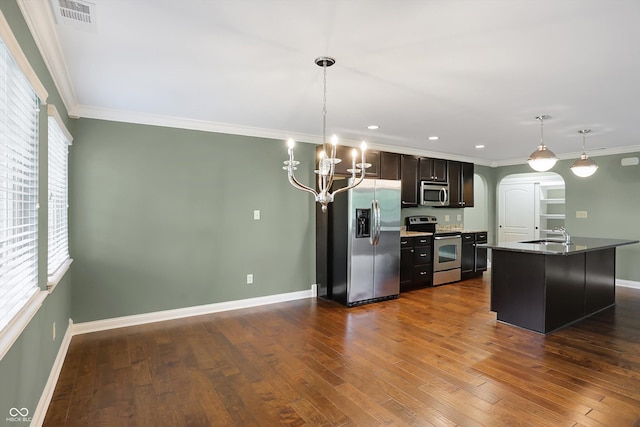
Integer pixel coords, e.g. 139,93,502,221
497,172,565,244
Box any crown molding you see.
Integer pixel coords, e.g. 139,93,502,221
72,103,495,166
492,145,640,168
17,0,78,115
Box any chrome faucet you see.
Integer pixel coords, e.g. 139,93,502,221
554,226,572,245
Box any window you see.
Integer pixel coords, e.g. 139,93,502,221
47,105,72,287
0,10,48,345
0,38,41,332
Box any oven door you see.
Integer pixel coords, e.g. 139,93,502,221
433,235,462,272
420,182,449,206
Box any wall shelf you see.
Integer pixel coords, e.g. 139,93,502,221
537,183,565,240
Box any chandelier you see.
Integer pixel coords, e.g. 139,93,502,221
283,56,369,212
528,115,558,172
570,129,598,177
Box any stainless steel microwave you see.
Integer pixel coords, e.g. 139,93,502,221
420,182,449,206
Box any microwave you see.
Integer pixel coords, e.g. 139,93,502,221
420,182,449,206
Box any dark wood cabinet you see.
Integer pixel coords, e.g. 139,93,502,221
364,150,380,178
461,233,475,274
419,157,448,182
448,161,474,208
461,231,487,280
400,235,433,292
312,147,475,210
380,152,401,180
491,246,618,334
400,155,419,207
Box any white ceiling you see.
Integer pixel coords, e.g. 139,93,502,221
19,0,640,166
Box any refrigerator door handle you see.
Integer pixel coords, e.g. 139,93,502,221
371,199,381,245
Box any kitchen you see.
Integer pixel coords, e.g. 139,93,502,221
315,151,491,305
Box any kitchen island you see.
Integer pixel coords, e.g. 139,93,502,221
487,237,638,334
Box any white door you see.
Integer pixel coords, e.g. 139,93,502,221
498,183,536,244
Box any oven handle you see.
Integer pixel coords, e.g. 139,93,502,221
434,235,460,241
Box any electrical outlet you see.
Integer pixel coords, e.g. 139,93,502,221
576,211,588,218
457,214,462,221
247,274,254,284
253,210,260,220
444,214,450,222
52,322,56,341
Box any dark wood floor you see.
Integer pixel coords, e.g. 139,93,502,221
44,273,640,426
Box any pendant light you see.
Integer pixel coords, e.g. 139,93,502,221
570,129,598,177
528,115,558,172
283,57,369,212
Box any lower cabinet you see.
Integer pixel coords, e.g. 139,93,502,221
400,235,433,291
461,231,488,279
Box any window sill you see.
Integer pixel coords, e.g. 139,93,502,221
47,258,73,293
0,290,47,361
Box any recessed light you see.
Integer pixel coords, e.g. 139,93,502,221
475,144,485,149
428,136,439,141
367,125,379,130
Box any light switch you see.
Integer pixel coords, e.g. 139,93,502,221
576,211,588,219
444,215,450,222
253,210,260,220
457,214,462,221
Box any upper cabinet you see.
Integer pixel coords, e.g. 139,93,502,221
419,157,448,182
448,161,474,208
312,145,475,209
400,155,419,207
380,152,401,180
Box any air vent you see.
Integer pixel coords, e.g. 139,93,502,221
58,0,92,23
51,0,96,31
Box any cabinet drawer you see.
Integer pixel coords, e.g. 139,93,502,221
414,246,432,265
400,237,412,247
476,232,488,242
414,265,433,286
414,236,432,247
462,233,475,242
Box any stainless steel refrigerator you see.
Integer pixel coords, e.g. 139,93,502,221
317,178,401,306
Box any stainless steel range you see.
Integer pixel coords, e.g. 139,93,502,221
405,216,462,286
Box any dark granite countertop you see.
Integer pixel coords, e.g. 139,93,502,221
485,237,638,255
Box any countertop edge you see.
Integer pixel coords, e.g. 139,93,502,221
484,238,639,255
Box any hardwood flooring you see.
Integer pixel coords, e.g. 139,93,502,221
44,273,640,426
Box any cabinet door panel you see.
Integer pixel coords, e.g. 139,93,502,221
414,265,433,287
462,162,474,207
401,155,419,207
380,152,401,180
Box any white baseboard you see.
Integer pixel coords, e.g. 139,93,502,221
616,279,640,290
31,318,73,427
72,286,316,336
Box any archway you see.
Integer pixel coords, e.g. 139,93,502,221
497,172,565,244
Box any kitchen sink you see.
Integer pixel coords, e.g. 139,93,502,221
520,239,566,245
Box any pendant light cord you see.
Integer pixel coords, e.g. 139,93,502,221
322,62,327,155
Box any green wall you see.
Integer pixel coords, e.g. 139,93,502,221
68,119,317,322
494,154,640,281
0,1,73,424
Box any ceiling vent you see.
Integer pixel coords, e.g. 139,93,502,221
51,0,97,31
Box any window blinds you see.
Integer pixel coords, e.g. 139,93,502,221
0,39,40,332
48,107,71,278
